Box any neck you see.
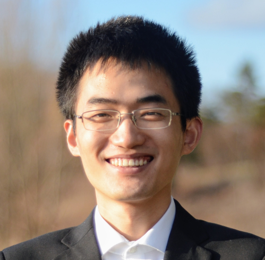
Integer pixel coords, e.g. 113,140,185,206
96,189,172,241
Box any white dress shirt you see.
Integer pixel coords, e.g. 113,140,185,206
94,198,176,260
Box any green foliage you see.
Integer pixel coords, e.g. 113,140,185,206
200,108,220,125
250,97,265,126
203,62,264,125
221,62,264,124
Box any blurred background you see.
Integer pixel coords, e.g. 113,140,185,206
0,0,264,249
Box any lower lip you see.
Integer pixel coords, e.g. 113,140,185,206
106,161,151,174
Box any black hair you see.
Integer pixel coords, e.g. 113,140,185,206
56,16,202,130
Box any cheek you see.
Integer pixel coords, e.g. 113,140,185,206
76,131,107,167
156,128,183,169
160,127,183,152
76,133,109,188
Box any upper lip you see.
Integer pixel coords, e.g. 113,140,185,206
105,153,154,160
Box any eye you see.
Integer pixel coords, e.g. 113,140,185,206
144,111,163,116
139,110,166,121
93,113,111,118
83,111,115,123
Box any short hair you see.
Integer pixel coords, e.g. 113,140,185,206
56,16,202,130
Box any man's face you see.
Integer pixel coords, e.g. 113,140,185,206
65,61,196,203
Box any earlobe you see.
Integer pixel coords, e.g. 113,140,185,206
64,120,80,157
181,117,203,155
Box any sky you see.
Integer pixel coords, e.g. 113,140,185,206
1,0,265,106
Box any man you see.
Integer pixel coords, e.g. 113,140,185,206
1,16,264,260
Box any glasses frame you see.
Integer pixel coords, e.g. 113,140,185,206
75,108,182,131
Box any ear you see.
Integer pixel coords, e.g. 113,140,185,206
181,117,203,155
64,120,80,157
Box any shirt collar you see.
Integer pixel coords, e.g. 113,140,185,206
94,197,176,255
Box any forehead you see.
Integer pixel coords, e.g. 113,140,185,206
76,61,179,111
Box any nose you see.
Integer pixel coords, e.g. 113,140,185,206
109,115,145,149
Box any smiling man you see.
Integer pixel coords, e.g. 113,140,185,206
1,16,264,260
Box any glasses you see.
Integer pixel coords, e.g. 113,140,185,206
75,108,182,131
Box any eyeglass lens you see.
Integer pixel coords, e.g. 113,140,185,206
81,108,172,131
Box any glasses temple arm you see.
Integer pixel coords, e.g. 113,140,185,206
172,112,183,116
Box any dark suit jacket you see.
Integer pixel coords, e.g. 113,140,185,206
1,200,264,260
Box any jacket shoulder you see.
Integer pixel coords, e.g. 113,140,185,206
1,228,72,260
200,220,265,259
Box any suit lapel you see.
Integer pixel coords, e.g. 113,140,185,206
164,200,213,260
53,209,101,260
164,237,212,260
53,200,213,260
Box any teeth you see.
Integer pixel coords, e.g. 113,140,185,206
129,159,134,166
134,159,139,166
109,157,151,167
139,159,143,166
122,159,128,166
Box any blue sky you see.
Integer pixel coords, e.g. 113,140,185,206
1,0,265,106
73,0,265,105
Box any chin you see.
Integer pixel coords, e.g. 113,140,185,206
107,185,156,203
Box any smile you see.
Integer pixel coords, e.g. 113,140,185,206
108,157,153,167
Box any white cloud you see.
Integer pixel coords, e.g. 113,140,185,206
188,0,264,29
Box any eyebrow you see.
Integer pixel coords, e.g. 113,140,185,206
87,98,118,105
136,94,167,104
86,94,167,105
